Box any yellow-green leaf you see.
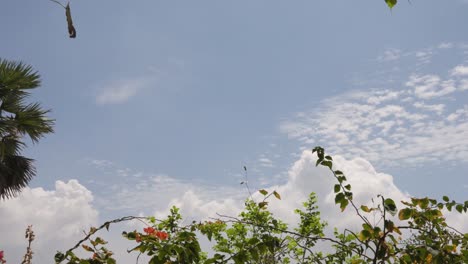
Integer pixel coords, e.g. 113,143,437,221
398,208,413,220
361,205,371,213
259,189,268,196
273,190,281,200
385,0,397,9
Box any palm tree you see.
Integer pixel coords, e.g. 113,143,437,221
0,59,54,199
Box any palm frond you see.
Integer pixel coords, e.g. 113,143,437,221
0,58,54,199
15,103,55,143
0,155,35,199
0,59,40,90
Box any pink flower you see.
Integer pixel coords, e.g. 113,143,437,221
0,250,5,263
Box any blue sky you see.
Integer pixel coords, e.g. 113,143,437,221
1,0,468,262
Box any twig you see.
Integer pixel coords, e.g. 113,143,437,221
65,216,148,253
48,0,66,9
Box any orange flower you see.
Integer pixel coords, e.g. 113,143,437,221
135,233,142,243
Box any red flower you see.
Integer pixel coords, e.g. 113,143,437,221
143,227,155,235
155,231,169,240
142,227,169,240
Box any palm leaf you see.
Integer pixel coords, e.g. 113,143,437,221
0,58,54,199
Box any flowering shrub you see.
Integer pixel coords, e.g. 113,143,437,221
9,147,468,263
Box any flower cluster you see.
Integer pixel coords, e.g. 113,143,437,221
143,227,169,240
135,227,169,242
0,250,6,264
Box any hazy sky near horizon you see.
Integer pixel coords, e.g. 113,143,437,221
1,0,468,262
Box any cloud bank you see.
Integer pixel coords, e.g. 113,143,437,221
0,180,98,263
2,151,467,262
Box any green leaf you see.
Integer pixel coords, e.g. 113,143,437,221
385,0,397,9
335,193,345,204
398,208,413,220
334,184,341,193
358,230,371,241
321,160,333,169
340,200,349,211
344,184,351,191
361,205,371,213
258,201,268,209
312,146,324,160
259,189,268,196
456,204,464,213
418,198,429,209
315,158,323,167
54,252,66,263
362,223,373,231
443,196,450,202
94,237,107,245
384,198,397,216
273,190,281,200
334,170,344,175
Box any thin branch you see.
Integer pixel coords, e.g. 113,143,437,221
48,0,66,9
65,216,148,253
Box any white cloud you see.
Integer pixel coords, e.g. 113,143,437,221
459,79,468,91
90,159,114,169
0,180,98,263
414,50,433,65
95,77,153,105
413,102,445,114
148,151,468,244
364,90,403,105
447,107,468,122
258,157,274,168
377,48,401,62
147,151,410,229
451,65,468,76
3,153,467,263
406,74,456,99
438,42,454,49
280,86,468,166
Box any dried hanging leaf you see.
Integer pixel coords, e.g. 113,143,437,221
65,3,76,38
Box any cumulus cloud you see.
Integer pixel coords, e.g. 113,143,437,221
0,180,98,263
95,77,154,105
451,65,468,76
148,151,467,242
3,153,467,263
